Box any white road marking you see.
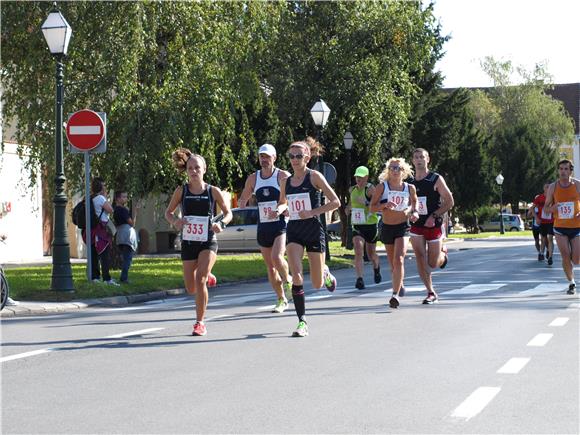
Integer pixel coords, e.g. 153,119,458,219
205,314,231,321
451,387,501,420
527,333,553,347
549,317,569,327
492,280,557,283
444,283,505,296
497,357,530,374
567,302,580,310
0,348,54,363
520,284,566,296
105,328,165,339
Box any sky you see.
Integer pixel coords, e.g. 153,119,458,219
431,0,580,88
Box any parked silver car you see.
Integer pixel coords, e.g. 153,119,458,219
217,207,260,251
479,214,525,232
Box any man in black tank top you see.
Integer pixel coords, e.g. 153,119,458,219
409,148,454,304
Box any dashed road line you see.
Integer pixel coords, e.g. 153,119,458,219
0,348,54,363
105,327,165,339
497,357,530,374
450,387,501,420
527,333,553,347
549,317,569,327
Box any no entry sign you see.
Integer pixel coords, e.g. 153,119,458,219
66,110,105,151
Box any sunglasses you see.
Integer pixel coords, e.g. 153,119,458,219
389,166,401,171
288,153,305,160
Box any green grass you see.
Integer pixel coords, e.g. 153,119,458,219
448,230,533,239
5,241,353,302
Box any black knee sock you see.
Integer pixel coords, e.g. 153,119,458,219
292,285,305,321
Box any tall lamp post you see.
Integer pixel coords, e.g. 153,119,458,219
310,99,331,260
496,173,505,235
343,132,354,249
41,4,74,292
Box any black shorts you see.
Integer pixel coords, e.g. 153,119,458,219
539,223,554,236
554,227,580,240
181,239,218,261
352,224,379,244
532,226,540,240
380,222,410,245
257,221,287,248
287,219,325,253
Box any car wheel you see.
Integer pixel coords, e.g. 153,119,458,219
510,227,519,232
478,226,484,232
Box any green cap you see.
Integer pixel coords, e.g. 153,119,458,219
354,166,369,177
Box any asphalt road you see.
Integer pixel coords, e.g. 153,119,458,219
1,238,579,434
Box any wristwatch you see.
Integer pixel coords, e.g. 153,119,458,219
219,221,226,230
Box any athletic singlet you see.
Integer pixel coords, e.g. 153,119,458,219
533,193,553,224
254,168,285,226
181,183,216,242
410,172,440,227
380,181,410,211
553,181,580,228
285,170,321,221
350,183,379,225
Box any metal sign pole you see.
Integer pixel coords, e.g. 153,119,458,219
84,151,92,281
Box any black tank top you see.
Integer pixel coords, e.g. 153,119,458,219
285,170,321,223
411,172,440,227
181,183,215,241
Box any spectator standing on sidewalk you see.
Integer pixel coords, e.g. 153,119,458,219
113,190,139,283
165,148,232,336
409,148,454,304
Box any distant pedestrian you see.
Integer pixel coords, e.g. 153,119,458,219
165,148,233,336
277,141,340,337
113,190,139,283
528,202,543,260
370,157,417,308
409,148,454,304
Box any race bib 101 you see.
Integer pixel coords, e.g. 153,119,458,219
258,201,278,223
182,215,209,242
557,202,574,219
287,193,312,221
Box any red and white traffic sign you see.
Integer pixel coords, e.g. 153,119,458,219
66,109,105,151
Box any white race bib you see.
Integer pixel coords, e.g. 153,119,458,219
558,202,574,219
287,193,312,221
351,208,366,225
540,208,552,220
182,215,209,242
388,191,410,212
258,201,278,223
417,196,428,215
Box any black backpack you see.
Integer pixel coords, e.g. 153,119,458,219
72,197,100,230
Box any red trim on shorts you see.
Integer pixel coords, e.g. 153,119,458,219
410,225,444,242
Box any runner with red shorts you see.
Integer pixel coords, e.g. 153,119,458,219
409,148,454,304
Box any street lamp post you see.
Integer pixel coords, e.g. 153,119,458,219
310,99,331,260
496,173,505,235
42,4,74,292
343,132,354,250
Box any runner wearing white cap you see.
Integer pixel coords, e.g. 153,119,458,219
239,144,293,313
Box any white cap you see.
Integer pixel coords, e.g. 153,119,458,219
258,144,276,156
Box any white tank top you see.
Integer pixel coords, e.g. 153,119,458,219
253,168,281,195
380,181,410,212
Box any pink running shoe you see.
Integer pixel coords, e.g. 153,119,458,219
192,321,207,336
207,273,217,288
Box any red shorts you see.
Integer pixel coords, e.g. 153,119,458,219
410,225,444,242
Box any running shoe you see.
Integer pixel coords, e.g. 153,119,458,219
374,267,382,284
207,273,217,288
192,321,207,336
422,292,439,304
538,253,544,261
272,298,288,313
292,320,309,337
323,265,337,292
567,283,576,295
283,279,293,301
547,256,553,266
355,277,365,290
399,286,406,297
389,295,400,309
440,245,448,269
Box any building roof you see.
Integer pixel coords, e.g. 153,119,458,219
546,83,580,135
